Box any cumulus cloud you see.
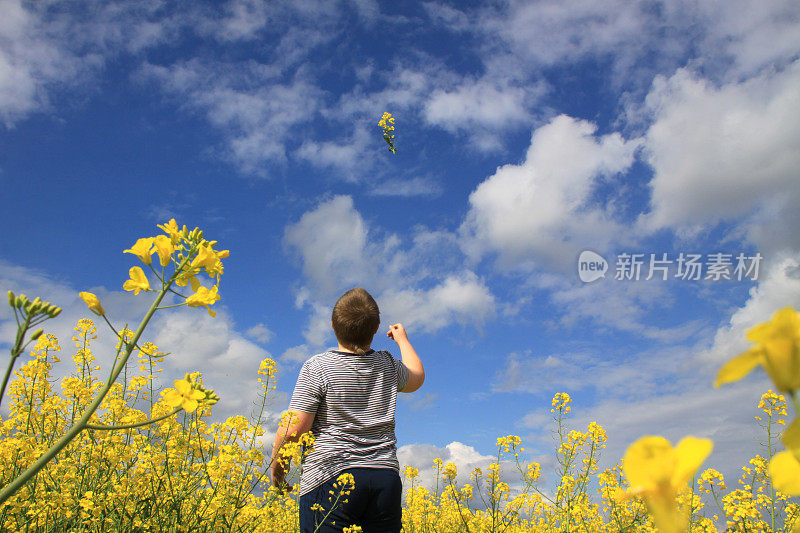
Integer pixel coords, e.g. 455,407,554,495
0,0,88,126
549,276,707,342
693,0,800,79
283,195,371,296
140,59,325,175
246,322,273,344
702,252,800,364
641,62,800,234
424,79,535,151
283,196,495,348
460,115,641,272
398,441,496,489
380,273,496,333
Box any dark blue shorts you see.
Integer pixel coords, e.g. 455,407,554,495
298,468,402,533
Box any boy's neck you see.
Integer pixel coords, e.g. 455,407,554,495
336,342,370,353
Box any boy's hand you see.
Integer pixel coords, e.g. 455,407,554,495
387,323,409,343
271,462,292,494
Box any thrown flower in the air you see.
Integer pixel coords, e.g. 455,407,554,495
122,266,150,295
186,285,220,317
78,292,105,316
123,237,155,266
621,435,713,533
715,307,800,393
163,376,207,413
378,111,397,154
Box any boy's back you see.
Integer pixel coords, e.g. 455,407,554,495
290,348,409,496
270,287,425,533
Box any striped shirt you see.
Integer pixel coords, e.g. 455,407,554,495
288,349,409,496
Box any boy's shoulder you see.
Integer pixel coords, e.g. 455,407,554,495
304,349,394,364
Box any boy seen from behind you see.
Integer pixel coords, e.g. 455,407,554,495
270,287,425,533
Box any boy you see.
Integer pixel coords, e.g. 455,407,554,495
270,287,425,533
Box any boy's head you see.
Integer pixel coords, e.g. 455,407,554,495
332,287,380,355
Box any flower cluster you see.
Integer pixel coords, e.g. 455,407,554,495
0,324,311,531
81,219,229,318
378,111,397,154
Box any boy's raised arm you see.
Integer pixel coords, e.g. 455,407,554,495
387,323,425,393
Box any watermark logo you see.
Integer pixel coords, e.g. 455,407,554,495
577,251,763,283
577,250,608,283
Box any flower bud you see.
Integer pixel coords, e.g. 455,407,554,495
30,329,44,341
18,294,28,307
8,291,15,307
51,307,62,318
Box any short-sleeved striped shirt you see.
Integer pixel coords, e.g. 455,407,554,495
288,349,409,496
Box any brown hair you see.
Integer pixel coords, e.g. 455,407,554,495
331,287,380,356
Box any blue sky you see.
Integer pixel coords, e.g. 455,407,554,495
1,0,800,492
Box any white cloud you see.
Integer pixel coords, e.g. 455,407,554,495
380,273,496,333
140,60,324,175
702,252,800,365
283,195,370,296
550,277,707,342
281,344,316,364
398,441,497,489
369,176,443,198
421,2,471,32
460,115,641,272
246,322,273,344
641,62,800,233
423,79,535,151
694,0,800,79
284,196,496,346
480,0,659,68
0,0,88,126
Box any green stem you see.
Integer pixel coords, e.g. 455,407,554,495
155,303,188,310
0,277,174,506
0,313,32,407
85,407,181,430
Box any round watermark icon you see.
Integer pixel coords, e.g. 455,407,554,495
577,250,608,283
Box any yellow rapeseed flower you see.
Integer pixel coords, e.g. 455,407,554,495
153,235,174,267
123,237,155,265
78,292,105,316
163,378,206,413
122,267,150,295
186,285,220,317
769,451,800,494
622,435,713,533
769,419,800,495
157,218,182,244
715,307,800,393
